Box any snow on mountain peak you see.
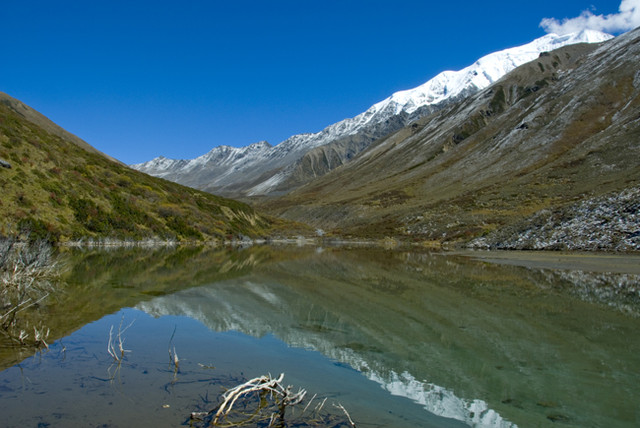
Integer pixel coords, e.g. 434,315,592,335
371,30,613,116
132,30,614,195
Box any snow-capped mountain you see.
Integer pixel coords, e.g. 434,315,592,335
369,29,612,116
132,140,273,190
131,30,613,197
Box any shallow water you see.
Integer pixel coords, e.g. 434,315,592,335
1,246,639,427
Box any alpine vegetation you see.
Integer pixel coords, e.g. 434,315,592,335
0,92,305,244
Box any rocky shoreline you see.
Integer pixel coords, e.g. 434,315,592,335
469,187,640,252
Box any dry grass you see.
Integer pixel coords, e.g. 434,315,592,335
0,236,59,348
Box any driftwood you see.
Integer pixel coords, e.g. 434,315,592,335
107,316,134,362
212,373,306,426
190,373,356,427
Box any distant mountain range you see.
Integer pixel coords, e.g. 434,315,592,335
132,30,613,198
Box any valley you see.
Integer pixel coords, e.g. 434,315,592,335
260,30,640,249
130,28,639,251
1,16,639,428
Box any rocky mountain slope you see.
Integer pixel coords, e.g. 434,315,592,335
0,93,302,242
262,28,640,250
132,30,611,198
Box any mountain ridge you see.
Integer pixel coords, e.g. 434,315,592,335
131,30,612,198
0,91,122,165
261,27,640,249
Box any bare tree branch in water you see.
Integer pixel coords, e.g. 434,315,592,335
1,236,59,348
189,373,356,427
107,316,134,362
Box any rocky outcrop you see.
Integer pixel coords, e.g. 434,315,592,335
469,187,640,252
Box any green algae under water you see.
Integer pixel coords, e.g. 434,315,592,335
0,246,639,427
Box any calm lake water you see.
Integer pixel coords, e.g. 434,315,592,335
0,245,639,427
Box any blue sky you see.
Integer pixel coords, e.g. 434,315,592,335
0,1,633,164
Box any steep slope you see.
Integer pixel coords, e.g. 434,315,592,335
261,28,640,249
132,31,612,198
0,92,121,164
0,95,301,242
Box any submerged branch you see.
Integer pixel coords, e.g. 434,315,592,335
191,373,354,427
1,236,60,348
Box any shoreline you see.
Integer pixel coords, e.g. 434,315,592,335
452,249,640,275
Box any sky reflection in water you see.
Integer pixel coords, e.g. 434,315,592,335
0,246,638,427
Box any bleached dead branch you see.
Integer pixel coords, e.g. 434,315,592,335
168,325,179,373
213,373,306,425
334,402,357,427
1,237,59,348
190,373,356,427
208,373,306,426
107,316,134,362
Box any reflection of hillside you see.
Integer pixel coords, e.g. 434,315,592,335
456,251,640,316
541,270,640,315
137,248,640,428
0,246,303,369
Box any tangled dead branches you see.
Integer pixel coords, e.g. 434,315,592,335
219,374,303,425
190,373,356,427
1,236,59,348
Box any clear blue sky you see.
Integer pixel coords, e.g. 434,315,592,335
0,1,630,164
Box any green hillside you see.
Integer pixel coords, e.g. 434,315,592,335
0,93,302,242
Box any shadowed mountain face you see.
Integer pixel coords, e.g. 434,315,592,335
261,28,640,248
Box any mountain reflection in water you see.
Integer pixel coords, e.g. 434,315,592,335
136,247,639,428
1,246,638,427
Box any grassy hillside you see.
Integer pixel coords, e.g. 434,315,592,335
260,31,640,249
0,94,304,242
0,92,121,164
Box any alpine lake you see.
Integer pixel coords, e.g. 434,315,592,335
1,244,639,428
